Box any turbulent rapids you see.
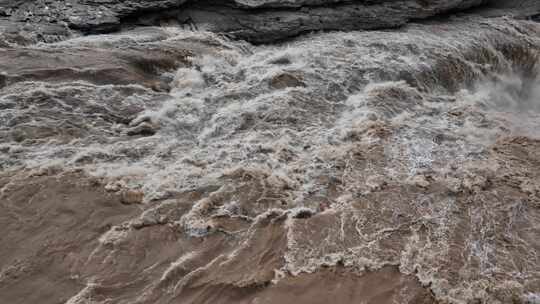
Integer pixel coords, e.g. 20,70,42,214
1,1,540,304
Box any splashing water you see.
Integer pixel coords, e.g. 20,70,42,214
2,17,540,304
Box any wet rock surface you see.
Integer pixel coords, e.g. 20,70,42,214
2,1,540,304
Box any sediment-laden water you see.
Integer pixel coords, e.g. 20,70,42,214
1,7,540,304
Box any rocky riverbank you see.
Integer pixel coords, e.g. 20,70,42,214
3,0,538,45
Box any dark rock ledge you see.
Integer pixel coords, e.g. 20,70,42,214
0,0,514,45
0,0,539,44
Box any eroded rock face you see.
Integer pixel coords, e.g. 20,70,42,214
171,0,489,43
0,0,493,44
2,0,539,44
0,0,187,32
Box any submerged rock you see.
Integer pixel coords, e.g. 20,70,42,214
270,72,306,89
126,121,159,137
